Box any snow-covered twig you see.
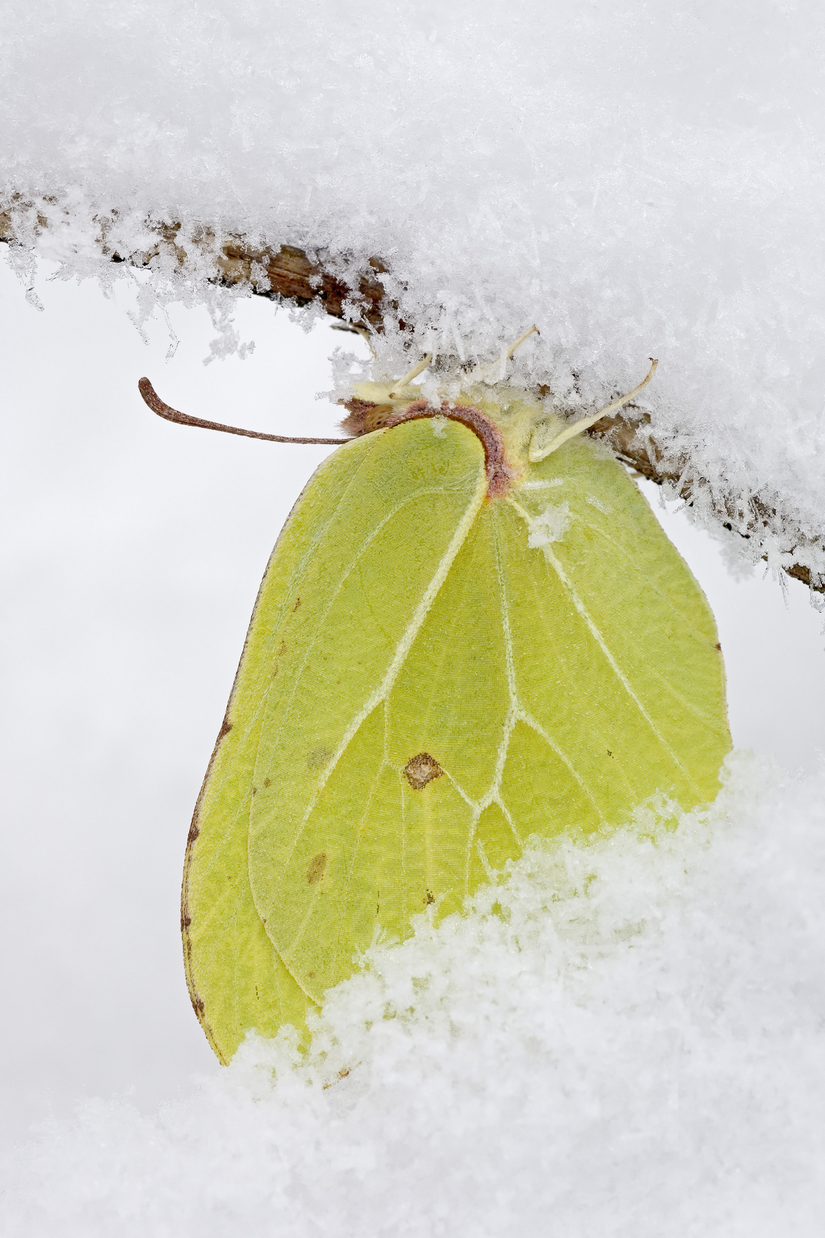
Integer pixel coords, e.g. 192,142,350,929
2,202,822,597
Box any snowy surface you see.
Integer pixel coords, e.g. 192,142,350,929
3,2,825,1231
2,0,825,573
3,751,825,1236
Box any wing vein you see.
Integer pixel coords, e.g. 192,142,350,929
274,471,488,883
507,496,704,796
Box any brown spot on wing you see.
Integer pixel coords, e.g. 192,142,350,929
404,752,444,790
306,853,327,884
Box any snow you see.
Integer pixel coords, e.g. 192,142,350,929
2,0,825,572
3,752,825,1235
2,1,825,1230
527,502,572,549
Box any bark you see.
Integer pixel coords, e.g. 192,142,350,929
215,239,391,330
1,205,821,595
0,206,390,329
588,410,822,593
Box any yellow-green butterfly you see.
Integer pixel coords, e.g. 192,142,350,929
140,335,730,1064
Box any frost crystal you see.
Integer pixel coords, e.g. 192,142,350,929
527,501,572,549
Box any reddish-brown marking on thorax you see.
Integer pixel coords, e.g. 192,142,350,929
340,399,516,498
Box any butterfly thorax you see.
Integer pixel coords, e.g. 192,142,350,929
341,380,568,491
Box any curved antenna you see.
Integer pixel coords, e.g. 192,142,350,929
467,325,540,384
138,378,352,446
503,324,541,361
388,353,433,396
530,358,659,462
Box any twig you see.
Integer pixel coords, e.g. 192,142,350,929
2,201,821,595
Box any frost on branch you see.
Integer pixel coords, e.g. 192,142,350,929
3,199,822,597
1,0,824,594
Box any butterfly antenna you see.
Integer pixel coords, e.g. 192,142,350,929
138,378,351,446
530,358,658,461
388,353,433,396
469,325,540,383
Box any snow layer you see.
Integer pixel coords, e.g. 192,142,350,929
3,752,824,1236
2,1,825,574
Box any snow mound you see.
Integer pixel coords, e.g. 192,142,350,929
3,752,824,1237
